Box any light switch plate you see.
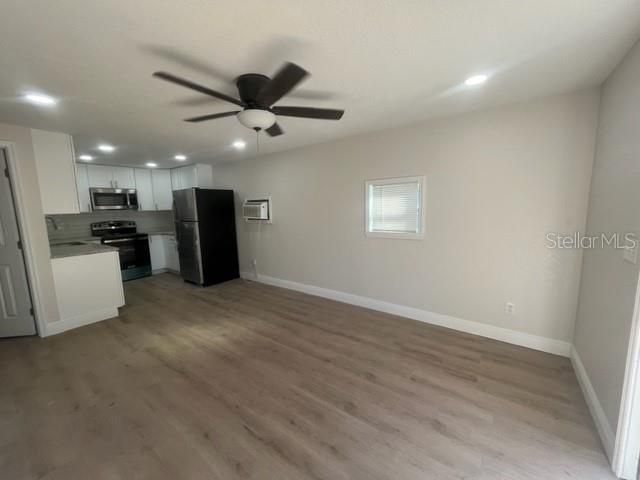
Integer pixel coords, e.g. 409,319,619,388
624,245,638,264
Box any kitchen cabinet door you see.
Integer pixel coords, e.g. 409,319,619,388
112,167,135,189
76,164,92,212
134,168,154,211
148,235,167,272
31,129,80,214
87,164,115,188
163,235,180,272
171,167,182,191
179,165,197,189
151,169,173,210
195,164,213,188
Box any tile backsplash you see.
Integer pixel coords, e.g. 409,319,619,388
46,210,174,242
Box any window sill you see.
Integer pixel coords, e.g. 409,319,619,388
365,232,424,240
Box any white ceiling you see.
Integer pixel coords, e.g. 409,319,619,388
0,1,639,168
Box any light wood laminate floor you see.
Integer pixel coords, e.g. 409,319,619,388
1,274,613,479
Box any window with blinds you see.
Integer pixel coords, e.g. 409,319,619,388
365,176,425,239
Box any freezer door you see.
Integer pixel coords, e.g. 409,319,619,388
173,188,198,222
177,221,203,284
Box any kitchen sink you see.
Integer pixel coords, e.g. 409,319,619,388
52,241,86,246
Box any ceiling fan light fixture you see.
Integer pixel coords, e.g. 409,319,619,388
237,109,276,131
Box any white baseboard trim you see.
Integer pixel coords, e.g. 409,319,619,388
570,346,615,460
44,307,120,337
240,271,572,357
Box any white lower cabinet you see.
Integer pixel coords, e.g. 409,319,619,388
149,235,166,272
164,235,180,272
149,234,180,273
49,251,124,334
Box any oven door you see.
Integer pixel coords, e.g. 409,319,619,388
103,236,151,281
90,188,130,210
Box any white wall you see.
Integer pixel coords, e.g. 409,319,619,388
214,89,599,347
0,123,60,329
573,40,640,434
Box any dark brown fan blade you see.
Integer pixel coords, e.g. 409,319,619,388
153,71,243,106
184,111,240,123
256,63,309,106
265,123,284,137
272,106,344,120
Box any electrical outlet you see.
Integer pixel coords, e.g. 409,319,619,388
505,302,515,314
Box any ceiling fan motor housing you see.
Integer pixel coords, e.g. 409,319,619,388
235,73,276,130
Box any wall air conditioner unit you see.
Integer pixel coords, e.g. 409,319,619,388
243,198,271,222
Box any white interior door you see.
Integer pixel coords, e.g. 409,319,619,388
0,150,36,337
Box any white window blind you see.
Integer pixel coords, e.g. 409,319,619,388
366,176,424,238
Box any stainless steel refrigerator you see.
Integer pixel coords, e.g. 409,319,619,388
173,188,239,286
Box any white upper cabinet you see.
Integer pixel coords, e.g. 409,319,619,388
76,164,175,211
87,164,115,188
178,165,197,190
86,164,135,189
76,164,91,213
133,168,154,211
151,169,173,210
196,164,213,188
31,129,80,215
170,168,182,191
171,164,213,190
112,167,135,189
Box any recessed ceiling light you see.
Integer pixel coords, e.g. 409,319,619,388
464,74,488,86
174,154,187,161
97,144,115,153
78,155,93,161
232,140,246,150
24,92,57,106
146,162,157,168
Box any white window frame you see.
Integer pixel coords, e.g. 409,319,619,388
364,175,426,240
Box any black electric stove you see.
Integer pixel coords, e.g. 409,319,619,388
91,221,151,281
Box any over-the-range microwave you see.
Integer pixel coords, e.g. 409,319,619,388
90,188,139,211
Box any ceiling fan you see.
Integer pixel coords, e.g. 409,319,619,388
153,62,345,137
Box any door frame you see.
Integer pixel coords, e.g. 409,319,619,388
613,269,640,479
0,141,47,336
